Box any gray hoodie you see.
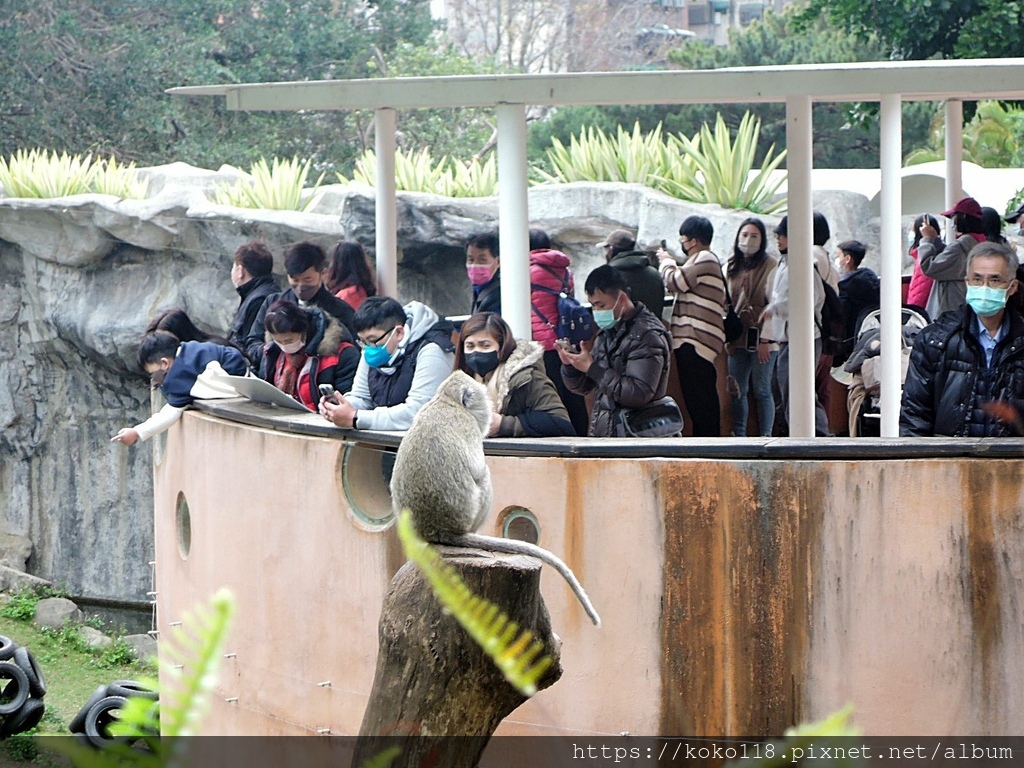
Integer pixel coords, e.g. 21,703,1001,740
345,301,455,431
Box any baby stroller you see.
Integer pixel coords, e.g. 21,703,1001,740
832,306,930,437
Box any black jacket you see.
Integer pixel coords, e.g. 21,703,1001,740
230,274,279,352
838,267,880,342
900,305,1024,437
470,272,501,316
245,284,356,367
608,250,667,317
562,303,672,437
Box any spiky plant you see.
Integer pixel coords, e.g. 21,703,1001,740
213,157,325,211
0,149,99,198
339,149,498,197
657,112,787,214
91,157,149,199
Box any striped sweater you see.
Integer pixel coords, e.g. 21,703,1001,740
659,249,726,362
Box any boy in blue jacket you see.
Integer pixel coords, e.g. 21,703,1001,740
111,331,249,446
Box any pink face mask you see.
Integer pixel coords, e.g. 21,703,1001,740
466,265,494,286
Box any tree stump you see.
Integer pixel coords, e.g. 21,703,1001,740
354,546,563,768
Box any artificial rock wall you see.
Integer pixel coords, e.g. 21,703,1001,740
0,163,880,602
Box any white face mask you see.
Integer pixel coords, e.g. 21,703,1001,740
737,234,761,255
277,339,305,354
907,230,916,246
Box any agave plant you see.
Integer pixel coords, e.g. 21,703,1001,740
656,112,787,214
536,122,692,187
443,154,498,197
0,149,100,198
340,148,498,197
91,156,149,199
214,156,325,211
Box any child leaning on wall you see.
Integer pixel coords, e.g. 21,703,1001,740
111,331,250,447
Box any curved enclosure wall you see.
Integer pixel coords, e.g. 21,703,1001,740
154,402,1024,736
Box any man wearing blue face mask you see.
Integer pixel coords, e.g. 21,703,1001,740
319,296,455,431
558,265,671,436
901,241,1024,437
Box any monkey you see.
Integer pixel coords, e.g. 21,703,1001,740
390,371,601,627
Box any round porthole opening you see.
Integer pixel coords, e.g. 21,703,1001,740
500,506,540,545
175,491,191,560
340,444,396,531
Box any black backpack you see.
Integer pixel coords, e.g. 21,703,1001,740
531,266,596,346
815,268,849,361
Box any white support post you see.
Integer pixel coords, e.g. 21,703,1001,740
374,108,398,299
944,100,964,241
879,94,903,438
495,103,531,339
785,95,815,438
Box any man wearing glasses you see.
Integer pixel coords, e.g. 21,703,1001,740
319,297,455,431
901,241,1024,437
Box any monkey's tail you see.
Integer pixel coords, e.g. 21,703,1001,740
442,532,601,627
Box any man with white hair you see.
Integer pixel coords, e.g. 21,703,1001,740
901,241,1024,437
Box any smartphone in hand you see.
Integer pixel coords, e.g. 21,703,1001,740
555,338,580,354
318,383,338,403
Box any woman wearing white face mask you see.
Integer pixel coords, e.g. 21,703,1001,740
726,218,778,436
261,299,360,410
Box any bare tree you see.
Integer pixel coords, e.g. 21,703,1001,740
441,0,686,73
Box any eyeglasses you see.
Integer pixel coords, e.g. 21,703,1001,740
357,326,398,349
966,276,1012,288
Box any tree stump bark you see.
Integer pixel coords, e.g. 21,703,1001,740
354,546,563,768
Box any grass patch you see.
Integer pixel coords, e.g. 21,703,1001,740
0,613,154,740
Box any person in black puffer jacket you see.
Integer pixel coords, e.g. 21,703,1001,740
560,265,672,437
901,241,1024,437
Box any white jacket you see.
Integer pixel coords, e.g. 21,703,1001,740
760,254,824,344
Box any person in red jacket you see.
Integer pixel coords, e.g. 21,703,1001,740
261,300,359,410
529,228,588,436
326,240,377,311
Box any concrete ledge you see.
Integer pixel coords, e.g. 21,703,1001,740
194,399,1024,460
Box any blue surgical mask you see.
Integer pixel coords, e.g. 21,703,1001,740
363,344,393,368
966,284,1009,317
593,308,618,330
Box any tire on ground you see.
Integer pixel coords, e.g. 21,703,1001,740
69,685,109,735
12,647,45,698
107,680,158,701
84,695,132,748
0,697,45,738
0,636,17,663
0,662,30,715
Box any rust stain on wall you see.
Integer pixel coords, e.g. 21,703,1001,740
658,460,823,737
961,460,1020,722
563,459,587,588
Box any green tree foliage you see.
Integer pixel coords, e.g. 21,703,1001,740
905,101,1024,168
528,8,934,170
796,0,1024,60
0,0,437,172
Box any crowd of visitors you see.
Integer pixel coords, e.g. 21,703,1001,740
111,193,1024,443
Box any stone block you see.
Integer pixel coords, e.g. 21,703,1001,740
34,597,84,630
78,625,113,650
122,633,158,662
0,533,32,571
0,565,51,594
